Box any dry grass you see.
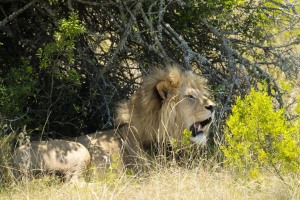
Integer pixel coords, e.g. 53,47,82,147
1,165,299,200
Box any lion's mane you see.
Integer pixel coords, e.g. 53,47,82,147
115,65,209,147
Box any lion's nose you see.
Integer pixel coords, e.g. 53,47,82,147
205,104,215,112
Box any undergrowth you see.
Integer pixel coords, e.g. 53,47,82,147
222,89,300,182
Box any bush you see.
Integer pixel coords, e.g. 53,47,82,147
0,59,37,130
222,89,300,179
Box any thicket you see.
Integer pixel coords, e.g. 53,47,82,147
0,0,299,167
222,89,300,181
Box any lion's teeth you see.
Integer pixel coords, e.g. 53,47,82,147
197,126,203,132
194,122,203,132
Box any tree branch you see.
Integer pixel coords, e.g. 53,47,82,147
161,21,211,69
201,18,284,106
0,0,38,29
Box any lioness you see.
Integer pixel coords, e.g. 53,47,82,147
73,65,215,174
11,140,91,182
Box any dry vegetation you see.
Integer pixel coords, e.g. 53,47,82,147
1,164,299,200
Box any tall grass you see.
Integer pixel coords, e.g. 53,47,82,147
1,127,299,199
1,166,299,200
1,151,299,200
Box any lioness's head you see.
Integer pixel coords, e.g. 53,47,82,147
115,65,215,147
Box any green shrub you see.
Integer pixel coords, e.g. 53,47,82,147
0,59,37,126
37,12,84,83
222,89,300,179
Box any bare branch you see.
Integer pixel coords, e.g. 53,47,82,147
0,0,38,29
162,21,211,69
201,18,284,106
99,2,142,79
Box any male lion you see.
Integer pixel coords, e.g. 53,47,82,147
73,65,215,174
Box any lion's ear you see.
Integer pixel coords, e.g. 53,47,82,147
156,81,169,100
156,68,183,100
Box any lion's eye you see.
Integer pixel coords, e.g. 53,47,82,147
186,95,195,100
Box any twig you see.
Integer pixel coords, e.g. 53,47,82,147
0,0,38,29
201,18,284,106
99,2,142,79
162,21,212,69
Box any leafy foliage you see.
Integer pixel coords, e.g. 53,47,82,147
0,59,37,129
37,12,84,82
222,89,300,178
170,129,193,153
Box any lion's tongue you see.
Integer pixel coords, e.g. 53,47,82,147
194,122,203,133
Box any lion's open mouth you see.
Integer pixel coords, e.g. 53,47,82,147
190,118,212,137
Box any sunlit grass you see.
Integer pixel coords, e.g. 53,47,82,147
1,164,299,200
